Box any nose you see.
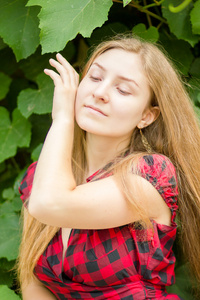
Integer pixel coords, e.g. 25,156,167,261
93,82,109,103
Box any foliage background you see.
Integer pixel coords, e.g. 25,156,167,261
0,0,200,299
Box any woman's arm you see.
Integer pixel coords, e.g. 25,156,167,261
22,278,57,300
29,53,78,213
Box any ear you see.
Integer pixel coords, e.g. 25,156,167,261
137,106,160,129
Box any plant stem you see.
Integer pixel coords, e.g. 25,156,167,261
169,0,192,13
112,0,167,24
144,0,152,27
143,0,164,9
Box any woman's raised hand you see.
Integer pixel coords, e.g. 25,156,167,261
44,53,79,122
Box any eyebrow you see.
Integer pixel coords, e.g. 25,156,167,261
92,62,140,88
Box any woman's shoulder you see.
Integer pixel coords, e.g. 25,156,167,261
136,153,179,220
136,153,178,200
137,153,177,179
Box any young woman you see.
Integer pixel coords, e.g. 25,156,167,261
17,35,200,299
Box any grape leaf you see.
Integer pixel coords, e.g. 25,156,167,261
123,0,132,7
0,0,40,61
0,73,12,101
0,48,18,76
17,73,54,118
0,259,15,288
132,24,159,43
19,41,75,81
0,285,21,299
2,189,15,201
160,33,193,75
0,206,20,260
190,0,200,35
0,270,14,288
188,78,200,105
31,143,43,161
190,57,200,79
88,22,129,46
0,108,31,163
27,0,113,53
0,38,6,51
162,0,199,47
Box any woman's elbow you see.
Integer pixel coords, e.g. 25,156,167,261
28,192,52,220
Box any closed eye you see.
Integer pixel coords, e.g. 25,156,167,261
117,88,131,96
90,76,101,82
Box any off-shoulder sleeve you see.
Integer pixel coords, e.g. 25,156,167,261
18,162,37,206
137,154,178,222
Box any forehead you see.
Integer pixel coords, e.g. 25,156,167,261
91,48,147,85
93,48,143,70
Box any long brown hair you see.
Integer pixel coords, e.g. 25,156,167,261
17,35,200,290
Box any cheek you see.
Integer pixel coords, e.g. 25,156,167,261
113,101,146,130
113,102,143,120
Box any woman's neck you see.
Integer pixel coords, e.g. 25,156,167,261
85,133,130,177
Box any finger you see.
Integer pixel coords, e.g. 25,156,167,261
49,58,71,86
56,53,72,69
56,53,79,87
44,68,63,86
49,59,72,87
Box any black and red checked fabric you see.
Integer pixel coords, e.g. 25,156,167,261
19,154,184,299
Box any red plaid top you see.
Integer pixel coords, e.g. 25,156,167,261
19,154,184,299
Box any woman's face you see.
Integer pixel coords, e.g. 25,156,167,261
75,48,153,141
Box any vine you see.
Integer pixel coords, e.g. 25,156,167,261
169,0,192,13
112,0,167,23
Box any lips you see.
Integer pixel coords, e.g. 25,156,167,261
84,105,107,116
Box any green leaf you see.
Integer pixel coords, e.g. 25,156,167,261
162,0,199,47
0,259,16,288
2,188,15,201
27,0,113,53
0,0,40,61
12,109,32,148
0,162,6,174
0,38,6,51
0,73,12,101
160,33,194,75
31,143,43,161
0,108,31,163
190,57,200,79
0,201,15,216
132,24,159,43
0,258,15,271
88,22,129,46
167,264,196,299
17,73,54,118
0,48,18,76
19,41,75,81
123,0,132,7
190,0,200,35
0,197,22,215
0,211,20,260
29,114,51,151
0,269,15,288
188,78,200,105
0,285,21,300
